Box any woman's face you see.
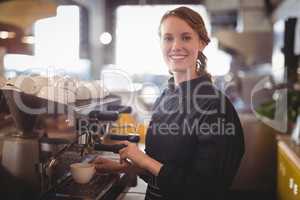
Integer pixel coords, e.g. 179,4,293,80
160,16,206,74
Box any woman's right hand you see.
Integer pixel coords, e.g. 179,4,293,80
93,156,130,173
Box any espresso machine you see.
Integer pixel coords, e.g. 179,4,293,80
0,81,139,200
1,88,45,198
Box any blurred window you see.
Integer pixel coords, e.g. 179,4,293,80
35,5,80,64
4,6,90,79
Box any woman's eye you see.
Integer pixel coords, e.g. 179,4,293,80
163,36,173,42
182,36,191,41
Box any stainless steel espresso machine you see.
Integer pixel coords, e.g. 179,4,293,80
0,85,139,200
1,88,45,199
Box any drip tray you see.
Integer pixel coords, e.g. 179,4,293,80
50,173,120,199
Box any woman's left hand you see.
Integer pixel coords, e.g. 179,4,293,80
93,156,130,174
118,141,149,169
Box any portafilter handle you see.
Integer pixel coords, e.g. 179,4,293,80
109,134,140,143
94,143,127,153
88,110,119,121
107,105,132,114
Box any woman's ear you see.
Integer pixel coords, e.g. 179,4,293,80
198,40,207,52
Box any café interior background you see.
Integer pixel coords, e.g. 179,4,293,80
1,0,300,199
1,0,299,113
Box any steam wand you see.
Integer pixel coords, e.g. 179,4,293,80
39,132,86,193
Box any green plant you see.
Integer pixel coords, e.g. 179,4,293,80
256,90,300,123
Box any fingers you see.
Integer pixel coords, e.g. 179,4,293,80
118,142,128,164
94,160,115,173
94,155,106,161
95,164,110,173
119,147,127,163
119,150,133,166
93,156,108,164
116,140,130,146
119,159,131,168
119,150,127,160
116,141,139,165
93,159,104,165
94,160,131,173
119,147,126,155
114,140,131,147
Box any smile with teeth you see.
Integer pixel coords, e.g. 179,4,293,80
169,55,188,61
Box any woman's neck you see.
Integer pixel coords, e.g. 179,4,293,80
172,69,198,86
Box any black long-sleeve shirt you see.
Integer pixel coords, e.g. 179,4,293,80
141,75,244,200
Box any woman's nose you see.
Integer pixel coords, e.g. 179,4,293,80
171,39,182,51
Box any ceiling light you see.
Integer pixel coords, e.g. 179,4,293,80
99,32,112,45
22,36,35,44
0,31,16,39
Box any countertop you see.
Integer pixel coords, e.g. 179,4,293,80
277,134,300,169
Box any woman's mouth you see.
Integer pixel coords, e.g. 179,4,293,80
169,54,188,61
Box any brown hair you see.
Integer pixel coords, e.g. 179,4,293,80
159,6,211,78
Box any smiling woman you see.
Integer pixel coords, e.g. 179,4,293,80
159,10,210,84
94,6,244,200
160,17,205,74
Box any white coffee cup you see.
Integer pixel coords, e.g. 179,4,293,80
70,163,96,184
